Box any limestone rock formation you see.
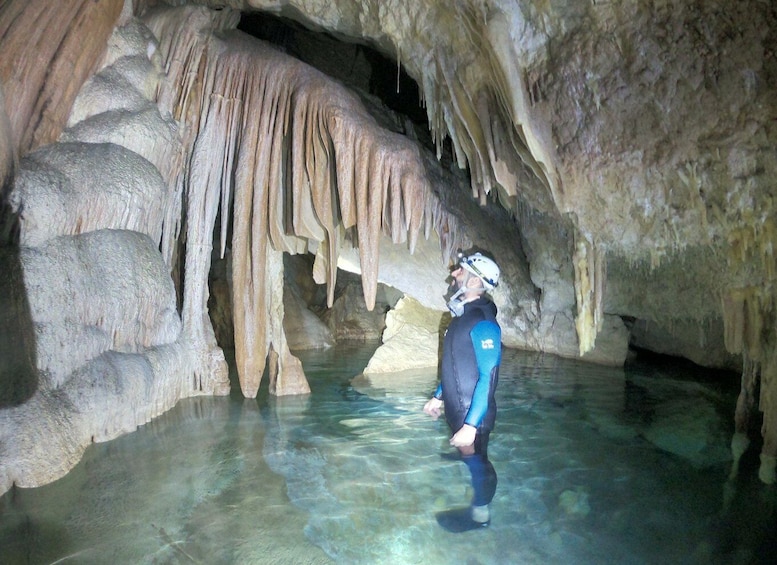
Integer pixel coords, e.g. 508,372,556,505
284,284,337,351
0,230,198,489
1,0,777,492
363,295,444,374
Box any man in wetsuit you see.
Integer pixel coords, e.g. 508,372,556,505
424,252,502,532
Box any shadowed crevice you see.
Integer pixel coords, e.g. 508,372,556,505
0,205,38,407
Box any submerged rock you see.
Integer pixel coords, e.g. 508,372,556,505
642,397,731,469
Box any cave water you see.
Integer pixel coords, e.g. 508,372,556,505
0,343,775,564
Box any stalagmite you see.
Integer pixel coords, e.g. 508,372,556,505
265,246,310,396
145,5,462,396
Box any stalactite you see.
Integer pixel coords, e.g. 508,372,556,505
231,74,268,398
405,172,426,254
573,232,605,355
147,6,239,126
147,6,463,396
438,59,492,204
722,287,748,355
721,204,777,482
722,284,777,483
436,68,475,189
307,103,338,305
414,5,557,220
420,58,443,160
353,135,384,310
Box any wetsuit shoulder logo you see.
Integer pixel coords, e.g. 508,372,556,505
481,338,495,349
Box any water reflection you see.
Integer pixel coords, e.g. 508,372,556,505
1,344,775,564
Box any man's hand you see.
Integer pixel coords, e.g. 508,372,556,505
449,424,477,447
423,397,443,419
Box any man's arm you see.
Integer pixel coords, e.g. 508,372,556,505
423,383,444,419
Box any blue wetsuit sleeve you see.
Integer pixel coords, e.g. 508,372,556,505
433,383,443,400
464,320,501,427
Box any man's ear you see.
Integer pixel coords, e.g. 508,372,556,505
465,275,482,289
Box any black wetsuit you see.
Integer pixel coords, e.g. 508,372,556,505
434,296,501,507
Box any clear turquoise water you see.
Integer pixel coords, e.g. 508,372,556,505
1,343,775,564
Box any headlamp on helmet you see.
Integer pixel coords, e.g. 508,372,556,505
458,252,500,290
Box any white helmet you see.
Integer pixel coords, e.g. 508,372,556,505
459,252,500,290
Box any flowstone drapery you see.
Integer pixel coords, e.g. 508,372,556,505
145,6,463,397
0,0,125,153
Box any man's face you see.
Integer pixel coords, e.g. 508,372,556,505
450,265,468,290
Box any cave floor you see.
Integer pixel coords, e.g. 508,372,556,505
1,343,775,564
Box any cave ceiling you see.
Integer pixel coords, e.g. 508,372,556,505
143,0,777,292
